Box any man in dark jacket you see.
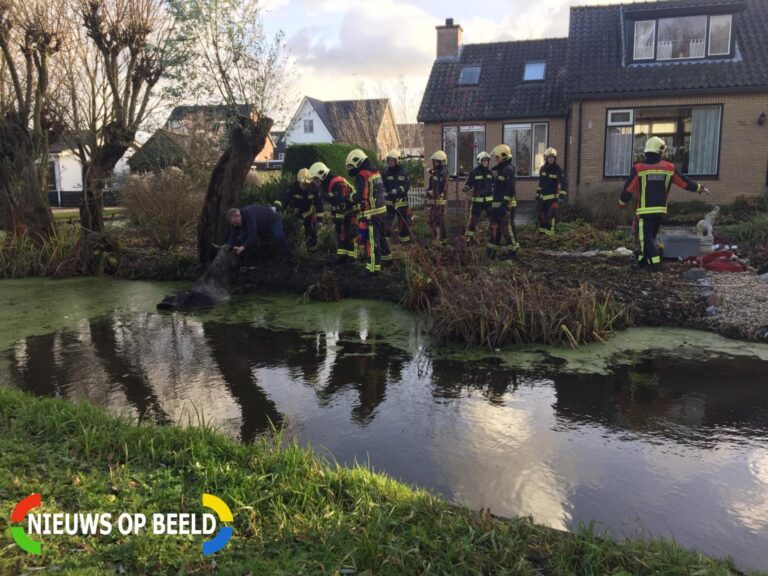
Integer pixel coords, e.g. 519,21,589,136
346,148,391,273
463,151,493,246
490,144,518,259
274,168,325,251
227,204,292,260
536,147,567,236
382,149,413,243
619,136,709,271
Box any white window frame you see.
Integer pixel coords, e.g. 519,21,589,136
708,14,732,56
608,110,634,126
502,122,549,176
303,119,314,134
633,20,656,60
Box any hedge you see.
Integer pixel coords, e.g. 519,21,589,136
283,143,378,178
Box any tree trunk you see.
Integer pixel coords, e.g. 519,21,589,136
80,123,135,233
197,115,273,265
0,112,54,239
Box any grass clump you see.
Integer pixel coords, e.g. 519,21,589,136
0,226,80,278
720,213,768,249
0,386,754,575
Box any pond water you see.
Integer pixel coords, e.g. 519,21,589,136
2,278,768,571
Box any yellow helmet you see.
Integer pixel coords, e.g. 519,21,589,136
476,151,490,162
386,149,401,163
297,168,313,184
309,161,330,180
544,147,557,158
430,150,447,163
491,144,512,161
345,148,367,169
644,136,666,155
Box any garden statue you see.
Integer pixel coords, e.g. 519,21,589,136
696,205,719,254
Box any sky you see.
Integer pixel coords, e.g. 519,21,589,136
261,0,652,125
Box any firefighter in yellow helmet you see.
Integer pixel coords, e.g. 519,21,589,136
536,147,568,236
619,136,709,271
382,149,413,243
463,151,493,246
273,168,325,251
346,148,391,273
489,144,517,258
310,161,358,263
426,150,449,245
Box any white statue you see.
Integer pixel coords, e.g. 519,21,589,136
696,205,719,254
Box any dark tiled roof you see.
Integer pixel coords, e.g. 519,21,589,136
128,129,189,173
167,104,253,123
567,0,768,97
307,97,390,140
417,38,568,123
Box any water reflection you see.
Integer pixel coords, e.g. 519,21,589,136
4,310,768,569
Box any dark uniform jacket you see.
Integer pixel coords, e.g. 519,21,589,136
382,165,411,207
463,165,494,202
426,165,449,205
492,159,516,209
537,163,567,201
620,155,702,216
322,172,355,218
227,205,279,251
275,182,325,218
350,159,386,217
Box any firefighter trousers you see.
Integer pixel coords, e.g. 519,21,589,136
428,203,447,245
637,215,663,271
385,204,413,243
334,212,358,261
465,201,492,244
538,199,558,235
358,216,391,273
302,213,318,251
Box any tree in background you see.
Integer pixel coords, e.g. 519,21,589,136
0,0,64,238
169,0,294,265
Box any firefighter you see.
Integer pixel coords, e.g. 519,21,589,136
346,148,391,273
619,136,710,271
426,150,449,245
382,149,413,243
463,151,494,246
274,168,325,251
536,147,567,236
490,144,518,258
309,161,358,263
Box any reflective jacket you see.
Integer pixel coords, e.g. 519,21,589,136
426,165,449,206
537,163,567,201
382,164,411,208
492,159,516,209
463,165,494,203
323,173,356,219
350,160,386,218
620,159,702,216
275,182,325,219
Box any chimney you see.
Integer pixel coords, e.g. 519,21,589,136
436,18,462,59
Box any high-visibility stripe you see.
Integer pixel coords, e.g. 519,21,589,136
651,255,661,264
636,207,667,215
540,194,557,201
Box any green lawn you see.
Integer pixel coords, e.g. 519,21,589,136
51,207,125,222
0,386,757,575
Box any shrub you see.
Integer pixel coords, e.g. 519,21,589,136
240,173,294,206
572,185,635,229
401,158,425,187
283,143,378,177
720,213,768,248
120,168,203,250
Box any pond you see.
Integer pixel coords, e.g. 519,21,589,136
2,278,768,571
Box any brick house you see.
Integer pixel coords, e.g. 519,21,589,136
419,0,768,205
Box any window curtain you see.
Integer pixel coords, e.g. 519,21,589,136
605,127,633,176
689,107,720,174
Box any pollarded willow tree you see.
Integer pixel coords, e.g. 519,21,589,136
73,0,183,234
169,0,294,265
0,0,64,238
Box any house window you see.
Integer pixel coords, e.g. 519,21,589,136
708,14,732,56
303,119,314,134
633,21,655,60
632,14,734,62
604,106,721,176
502,122,548,176
458,66,481,85
443,125,486,176
523,62,546,81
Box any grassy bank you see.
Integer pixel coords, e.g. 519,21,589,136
0,387,755,575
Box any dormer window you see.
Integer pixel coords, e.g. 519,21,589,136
631,13,734,62
458,66,480,85
523,62,546,81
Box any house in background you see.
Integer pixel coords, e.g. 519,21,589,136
397,123,424,158
419,0,768,205
48,136,137,207
128,129,190,173
419,20,567,203
283,96,401,160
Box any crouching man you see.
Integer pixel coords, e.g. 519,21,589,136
227,204,293,261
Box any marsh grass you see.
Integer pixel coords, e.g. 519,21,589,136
0,226,79,278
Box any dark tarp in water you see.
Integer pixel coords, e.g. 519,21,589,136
157,245,235,312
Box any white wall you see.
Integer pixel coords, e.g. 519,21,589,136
56,153,83,192
283,99,334,146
